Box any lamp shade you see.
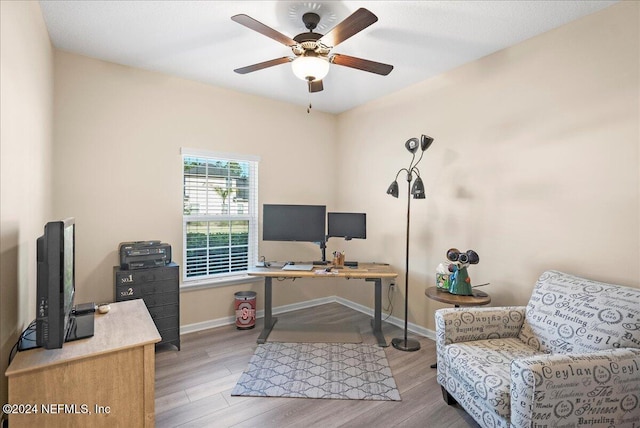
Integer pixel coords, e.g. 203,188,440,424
291,55,330,82
411,176,425,199
420,135,434,151
405,137,420,154
386,180,399,198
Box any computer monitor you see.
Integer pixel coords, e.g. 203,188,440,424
327,212,366,240
262,204,326,243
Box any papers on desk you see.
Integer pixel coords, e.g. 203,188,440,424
282,264,314,271
313,268,370,275
314,269,339,275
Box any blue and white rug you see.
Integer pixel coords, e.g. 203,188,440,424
231,342,401,401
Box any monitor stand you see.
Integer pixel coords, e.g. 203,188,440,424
313,240,328,265
66,311,95,342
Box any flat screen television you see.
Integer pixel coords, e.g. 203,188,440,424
263,204,326,243
328,212,366,240
36,218,76,349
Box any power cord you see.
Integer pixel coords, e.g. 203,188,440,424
256,255,271,267
383,283,394,321
8,319,39,365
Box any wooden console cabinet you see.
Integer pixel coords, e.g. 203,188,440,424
5,299,161,427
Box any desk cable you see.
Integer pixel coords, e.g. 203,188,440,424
383,283,395,321
8,319,38,365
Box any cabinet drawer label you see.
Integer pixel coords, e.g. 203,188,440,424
119,287,134,297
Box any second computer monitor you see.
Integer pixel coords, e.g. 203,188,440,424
327,212,366,241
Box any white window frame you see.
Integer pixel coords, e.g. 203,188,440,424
181,148,260,288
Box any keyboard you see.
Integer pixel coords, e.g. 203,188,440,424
282,264,314,271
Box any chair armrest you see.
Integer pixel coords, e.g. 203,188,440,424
510,348,640,427
435,306,526,346
435,306,526,387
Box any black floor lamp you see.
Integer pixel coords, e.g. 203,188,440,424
386,134,434,352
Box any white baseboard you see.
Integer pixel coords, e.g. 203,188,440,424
180,295,436,341
334,296,436,341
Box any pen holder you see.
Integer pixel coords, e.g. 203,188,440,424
333,253,345,268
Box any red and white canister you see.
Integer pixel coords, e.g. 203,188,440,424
234,291,256,329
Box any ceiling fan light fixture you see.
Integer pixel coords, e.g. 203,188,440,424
291,54,329,82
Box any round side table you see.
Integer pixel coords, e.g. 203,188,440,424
425,286,491,307
426,286,491,368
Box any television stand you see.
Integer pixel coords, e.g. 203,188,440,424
6,300,160,427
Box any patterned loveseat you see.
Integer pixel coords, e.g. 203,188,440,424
435,270,640,428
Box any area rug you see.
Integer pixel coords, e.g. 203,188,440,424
231,342,401,401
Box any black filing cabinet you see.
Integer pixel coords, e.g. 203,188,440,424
114,262,180,350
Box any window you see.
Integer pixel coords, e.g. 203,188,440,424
182,148,259,285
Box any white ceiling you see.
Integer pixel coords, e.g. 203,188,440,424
39,1,617,114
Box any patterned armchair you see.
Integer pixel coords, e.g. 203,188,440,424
435,270,640,428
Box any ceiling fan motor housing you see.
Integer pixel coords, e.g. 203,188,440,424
292,12,330,55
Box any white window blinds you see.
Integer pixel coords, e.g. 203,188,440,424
181,148,259,282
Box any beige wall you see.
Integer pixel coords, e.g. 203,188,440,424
0,0,54,407
336,1,640,331
53,51,339,325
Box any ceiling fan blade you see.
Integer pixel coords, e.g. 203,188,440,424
231,14,297,46
234,57,292,74
308,80,324,93
319,8,378,48
331,54,393,76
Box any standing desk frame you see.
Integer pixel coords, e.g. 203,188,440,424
248,263,397,347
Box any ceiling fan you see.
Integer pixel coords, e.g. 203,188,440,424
231,8,393,94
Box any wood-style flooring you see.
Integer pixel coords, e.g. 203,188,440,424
155,302,480,428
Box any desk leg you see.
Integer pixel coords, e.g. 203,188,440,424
367,277,388,347
257,277,278,344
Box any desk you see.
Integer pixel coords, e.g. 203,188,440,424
248,264,398,347
5,300,161,428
